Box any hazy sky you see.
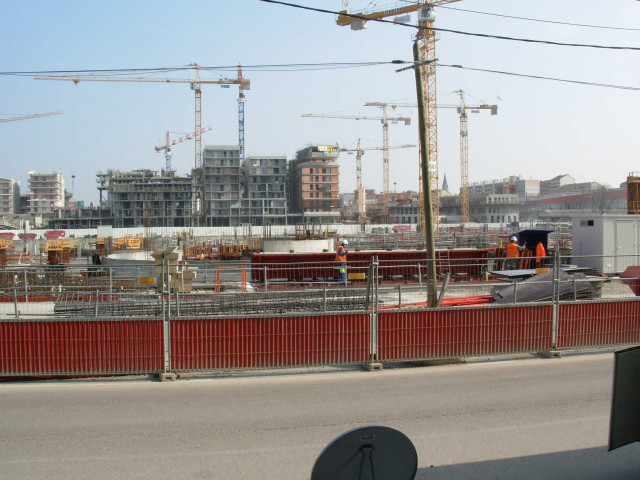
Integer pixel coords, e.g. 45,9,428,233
1,0,638,205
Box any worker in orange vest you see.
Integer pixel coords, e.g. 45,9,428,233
505,236,521,270
336,239,348,284
536,242,546,267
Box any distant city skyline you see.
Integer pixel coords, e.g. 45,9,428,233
1,1,637,204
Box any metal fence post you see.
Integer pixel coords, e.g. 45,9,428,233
551,249,560,349
264,266,268,292
13,288,19,318
109,267,113,294
398,285,402,309
369,256,380,366
94,289,99,318
162,257,171,374
512,281,518,304
23,268,28,303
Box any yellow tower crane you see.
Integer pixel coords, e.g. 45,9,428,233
35,65,250,224
0,110,63,123
439,90,497,222
337,0,461,231
337,139,416,229
301,112,411,207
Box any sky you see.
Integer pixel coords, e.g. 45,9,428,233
0,0,638,205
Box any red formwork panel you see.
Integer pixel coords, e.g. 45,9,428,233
557,300,640,349
0,320,163,376
250,249,490,282
378,304,553,361
170,313,370,370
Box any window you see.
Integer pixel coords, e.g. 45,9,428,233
580,220,595,227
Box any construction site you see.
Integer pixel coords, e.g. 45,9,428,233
1,2,639,380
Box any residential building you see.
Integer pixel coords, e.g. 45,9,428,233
202,145,242,227
540,174,575,196
0,177,20,214
470,193,520,225
27,170,64,216
104,169,194,227
287,145,340,224
515,179,540,199
242,155,288,225
468,176,518,196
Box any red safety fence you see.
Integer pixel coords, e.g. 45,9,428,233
557,300,640,348
378,304,553,361
0,320,163,376
2,300,640,377
170,313,370,370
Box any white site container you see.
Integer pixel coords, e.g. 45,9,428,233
572,214,640,274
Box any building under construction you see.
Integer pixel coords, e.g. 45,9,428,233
101,169,195,228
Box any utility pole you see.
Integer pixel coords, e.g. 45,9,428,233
411,41,437,307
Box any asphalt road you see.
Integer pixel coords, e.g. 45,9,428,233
1,352,639,479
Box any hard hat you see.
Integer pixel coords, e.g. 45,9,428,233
510,236,517,242
342,239,348,246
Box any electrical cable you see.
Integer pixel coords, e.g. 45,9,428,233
437,5,640,32
436,63,640,91
259,0,640,51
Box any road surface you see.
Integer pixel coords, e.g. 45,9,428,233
1,352,639,479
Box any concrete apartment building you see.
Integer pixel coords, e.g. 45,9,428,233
287,145,340,224
104,169,194,227
470,193,520,225
202,145,242,227
0,177,20,214
27,170,64,215
242,155,288,226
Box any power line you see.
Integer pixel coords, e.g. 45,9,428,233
438,5,640,32
1,60,637,91
259,0,640,51
0,62,394,77
436,63,640,91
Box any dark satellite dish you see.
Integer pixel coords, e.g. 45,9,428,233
311,425,418,480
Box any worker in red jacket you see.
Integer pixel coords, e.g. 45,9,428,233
505,236,521,270
536,242,546,267
336,239,348,284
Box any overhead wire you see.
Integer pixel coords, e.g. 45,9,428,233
259,0,640,51
437,5,640,32
0,59,636,92
435,63,640,91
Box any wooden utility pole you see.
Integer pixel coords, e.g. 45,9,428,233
412,41,438,307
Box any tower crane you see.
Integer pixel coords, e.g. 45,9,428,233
370,96,497,224
301,112,411,205
155,126,212,172
0,110,63,123
237,63,246,164
35,65,250,224
337,0,461,231
338,139,416,229
439,90,497,222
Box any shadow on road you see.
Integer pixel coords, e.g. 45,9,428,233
416,445,640,480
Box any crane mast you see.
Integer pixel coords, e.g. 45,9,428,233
35,66,249,225
336,0,461,231
301,111,411,211
338,140,415,228
237,63,246,164
155,126,212,172
440,90,497,222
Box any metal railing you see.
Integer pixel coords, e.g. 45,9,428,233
1,253,639,377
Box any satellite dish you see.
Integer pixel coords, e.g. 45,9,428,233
311,425,418,480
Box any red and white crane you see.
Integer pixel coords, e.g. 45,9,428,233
155,126,211,171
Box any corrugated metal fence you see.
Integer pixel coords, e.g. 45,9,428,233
2,299,640,377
